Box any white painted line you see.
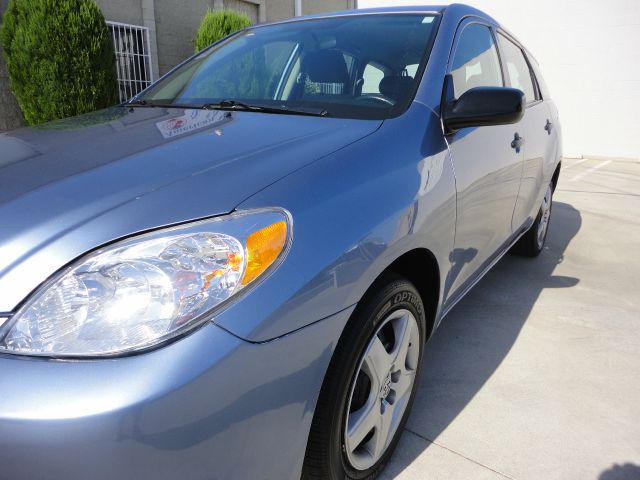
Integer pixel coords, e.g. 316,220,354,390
570,159,612,182
563,158,588,170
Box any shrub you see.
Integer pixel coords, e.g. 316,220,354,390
194,9,251,52
0,0,118,125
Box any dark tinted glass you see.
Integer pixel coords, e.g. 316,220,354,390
137,14,440,119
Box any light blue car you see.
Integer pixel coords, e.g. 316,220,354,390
0,4,561,479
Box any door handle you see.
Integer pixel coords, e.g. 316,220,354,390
544,119,553,134
511,132,524,152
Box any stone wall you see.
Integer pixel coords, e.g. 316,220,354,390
0,0,25,132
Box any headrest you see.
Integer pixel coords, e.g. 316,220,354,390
302,50,349,86
379,75,414,101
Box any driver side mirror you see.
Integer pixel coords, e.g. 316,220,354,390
443,86,525,134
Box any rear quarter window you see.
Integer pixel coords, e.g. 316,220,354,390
361,63,385,94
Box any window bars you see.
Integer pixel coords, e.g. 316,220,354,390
107,21,153,102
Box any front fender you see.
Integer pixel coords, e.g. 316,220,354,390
215,103,456,342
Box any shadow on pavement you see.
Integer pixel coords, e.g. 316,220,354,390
599,463,640,480
383,201,582,478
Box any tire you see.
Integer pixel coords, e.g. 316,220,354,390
512,182,553,257
302,274,426,480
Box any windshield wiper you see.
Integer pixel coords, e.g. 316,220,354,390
202,100,329,117
126,99,329,117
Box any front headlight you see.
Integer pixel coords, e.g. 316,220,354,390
0,209,290,357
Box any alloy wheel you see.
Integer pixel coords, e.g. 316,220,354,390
343,308,420,471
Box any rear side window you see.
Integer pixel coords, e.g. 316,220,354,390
361,63,384,94
529,57,549,99
405,64,419,77
498,34,538,103
451,23,503,98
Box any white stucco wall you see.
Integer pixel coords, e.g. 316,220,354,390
359,0,640,159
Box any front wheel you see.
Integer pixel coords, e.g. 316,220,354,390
512,183,553,257
302,275,426,480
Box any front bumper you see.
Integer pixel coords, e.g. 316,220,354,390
0,306,354,480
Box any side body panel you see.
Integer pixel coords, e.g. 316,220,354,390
511,99,553,228
414,4,561,319
229,102,457,341
441,18,525,301
495,30,558,230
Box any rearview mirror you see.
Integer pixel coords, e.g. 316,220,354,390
443,86,525,133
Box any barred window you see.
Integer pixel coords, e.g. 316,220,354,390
107,21,153,102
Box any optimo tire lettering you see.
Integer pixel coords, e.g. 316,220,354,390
393,291,423,315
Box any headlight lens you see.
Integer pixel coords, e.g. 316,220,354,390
0,209,290,357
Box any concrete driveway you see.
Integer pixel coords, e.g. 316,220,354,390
384,158,640,480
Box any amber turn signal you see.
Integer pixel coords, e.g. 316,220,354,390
241,220,287,286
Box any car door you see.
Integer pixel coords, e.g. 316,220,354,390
443,20,525,302
497,32,553,230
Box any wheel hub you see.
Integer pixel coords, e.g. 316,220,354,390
380,372,392,399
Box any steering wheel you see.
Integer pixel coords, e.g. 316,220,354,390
355,93,395,106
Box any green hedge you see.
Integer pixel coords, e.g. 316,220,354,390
0,0,118,125
194,9,251,53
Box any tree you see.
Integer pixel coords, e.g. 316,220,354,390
194,9,251,53
0,0,119,125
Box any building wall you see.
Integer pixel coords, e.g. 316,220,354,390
267,0,355,22
360,0,640,159
154,0,258,75
96,0,143,25
265,0,294,21
226,0,260,22
301,0,355,17
109,0,353,75
154,0,211,74
0,0,25,131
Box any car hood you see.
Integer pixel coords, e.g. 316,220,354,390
0,106,381,312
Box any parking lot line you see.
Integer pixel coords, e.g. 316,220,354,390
569,159,612,182
562,158,587,170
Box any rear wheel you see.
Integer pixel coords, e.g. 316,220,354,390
513,183,553,257
302,275,426,480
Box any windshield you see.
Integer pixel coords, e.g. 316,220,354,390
136,14,440,119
